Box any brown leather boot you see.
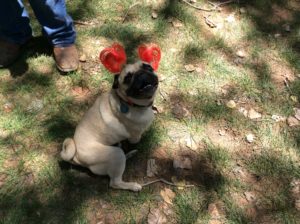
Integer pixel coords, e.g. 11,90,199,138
0,39,21,68
53,45,79,72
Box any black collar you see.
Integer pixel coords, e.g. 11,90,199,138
114,90,153,109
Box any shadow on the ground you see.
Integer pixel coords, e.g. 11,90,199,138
0,165,109,223
7,36,52,78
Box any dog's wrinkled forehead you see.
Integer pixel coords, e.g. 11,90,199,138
120,61,153,77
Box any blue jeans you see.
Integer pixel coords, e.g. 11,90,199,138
0,0,76,47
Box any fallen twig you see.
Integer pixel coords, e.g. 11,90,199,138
182,0,236,12
181,0,213,12
284,77,292,93
142,178,195,187
208,0,235,8
204,15,217,28
122,2,141,23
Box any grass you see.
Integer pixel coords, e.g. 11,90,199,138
174,188,208,224
0,0,300,223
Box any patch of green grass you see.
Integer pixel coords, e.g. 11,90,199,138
222,196,250,224
0,108,36,134
106,188,152,209
174,188,208,224
183,42,206,63
43,114,76,142
290,79,300,100
135,120,166,157
205,143,231,169
90,24,151,61
247,150,300,179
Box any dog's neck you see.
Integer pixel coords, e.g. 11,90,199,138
112,89,153,109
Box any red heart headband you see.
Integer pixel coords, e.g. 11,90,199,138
99,43,161,73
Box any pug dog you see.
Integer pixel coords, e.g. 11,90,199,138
61,44,161,191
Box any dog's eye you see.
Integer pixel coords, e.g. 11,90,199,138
124,72,133,85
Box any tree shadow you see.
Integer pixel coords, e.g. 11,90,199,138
0,166,109,224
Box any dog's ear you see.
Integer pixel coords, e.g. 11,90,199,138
138,44,161,71
100,44,127,73
112,74,120,89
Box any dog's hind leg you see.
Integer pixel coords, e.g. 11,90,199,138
86,145,142,192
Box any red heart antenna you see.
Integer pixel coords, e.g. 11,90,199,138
99,43,127,73
138,44,161,71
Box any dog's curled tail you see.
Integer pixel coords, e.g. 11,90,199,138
61,138,76,161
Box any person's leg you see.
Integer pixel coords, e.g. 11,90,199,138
28,0,75,47
0,0,32,67
29,0,78,72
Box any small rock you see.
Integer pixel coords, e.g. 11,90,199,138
248,108,262,119
274,33,281,38
244,191,256,202
147,159,158,177
219,129,226,136
173,156,192,170
0,129,9,138
246,134,255,143
225,14,235,23
287,116,300,127
290,95,298,103
208,203,221,218
195,66,203,73
236,50,246,58
79,54,87,62
283,24,291,32
294,108,300,121
291,179,300,188
239,107,248,117
172,19,183,28
3,102,14,113
184,136,198,150
152,105,164,114
226,100,236,109
239,7,246,14
234,58,243,65
296,74,300,79
290,180,300,196
184,64,196,72
151,12,158,19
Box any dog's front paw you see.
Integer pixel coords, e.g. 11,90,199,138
130,182,142,192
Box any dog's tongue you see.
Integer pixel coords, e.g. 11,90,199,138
138,44,161,71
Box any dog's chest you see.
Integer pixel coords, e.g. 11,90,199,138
99,100,130,140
